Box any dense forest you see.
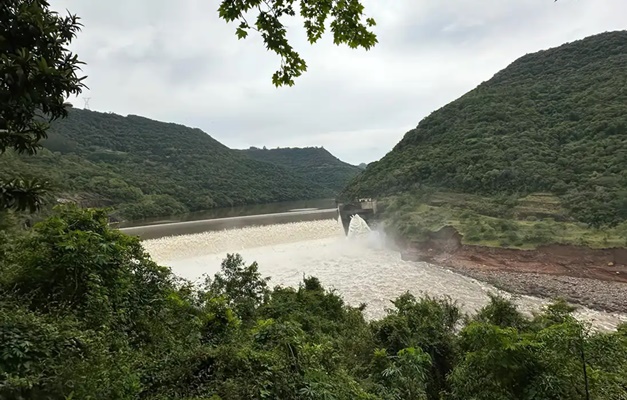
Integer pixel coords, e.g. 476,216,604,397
0,109,352,220
240,147,361,192
2,206,626,400
342,31,627,228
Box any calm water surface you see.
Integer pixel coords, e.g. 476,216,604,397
118,198,336,228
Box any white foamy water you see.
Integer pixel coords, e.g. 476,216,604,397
143,219,627,331
347,214,372,237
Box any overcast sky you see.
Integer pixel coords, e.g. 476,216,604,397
51,0,626,165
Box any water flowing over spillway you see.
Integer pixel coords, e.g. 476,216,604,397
143,218,627,330
347,214,372,237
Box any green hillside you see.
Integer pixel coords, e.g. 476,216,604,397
0,109,336,220
342,31,627,229
240,146,361,192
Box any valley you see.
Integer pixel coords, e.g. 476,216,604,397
2,1,627,396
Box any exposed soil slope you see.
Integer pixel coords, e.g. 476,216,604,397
399,226,627,312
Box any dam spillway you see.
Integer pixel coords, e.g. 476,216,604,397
120,208,338,240
139,214,627,331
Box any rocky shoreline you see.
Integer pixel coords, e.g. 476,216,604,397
436,262,627,314
397,226,627,314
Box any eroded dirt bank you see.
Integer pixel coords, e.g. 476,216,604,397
398,226,627,313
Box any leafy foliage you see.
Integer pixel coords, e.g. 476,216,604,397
1,207,626,399
342,31,627,228
0,109,351,220
218,0,377,86
0,0,86,212
0,177,49,212
0,0,86,154
241,146,361,192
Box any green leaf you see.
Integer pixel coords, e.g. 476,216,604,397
236,27,248,39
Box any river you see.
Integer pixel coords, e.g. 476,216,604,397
136,206,627,331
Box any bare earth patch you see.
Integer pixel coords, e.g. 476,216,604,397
400,228,627,314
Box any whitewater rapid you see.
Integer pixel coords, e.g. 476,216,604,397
143,218,627,330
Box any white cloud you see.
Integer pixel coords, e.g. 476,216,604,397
52,0,627,165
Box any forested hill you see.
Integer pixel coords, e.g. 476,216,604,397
0,109,338,220
239,146,361,192
341,31,627,227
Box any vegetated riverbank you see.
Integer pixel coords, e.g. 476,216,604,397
369,190,627,313
397,225,627,313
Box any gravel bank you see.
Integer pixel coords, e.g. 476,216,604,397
440,265,627,314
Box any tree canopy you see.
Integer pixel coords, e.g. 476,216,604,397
0,0,86,212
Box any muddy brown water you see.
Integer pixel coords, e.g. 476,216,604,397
140,216,627,331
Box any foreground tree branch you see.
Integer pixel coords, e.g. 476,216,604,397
0,178,49,213
0,0,86,211
218,0,377,87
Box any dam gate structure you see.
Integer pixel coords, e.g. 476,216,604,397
337,199,378,235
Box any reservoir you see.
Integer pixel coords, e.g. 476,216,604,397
124,201,627,330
